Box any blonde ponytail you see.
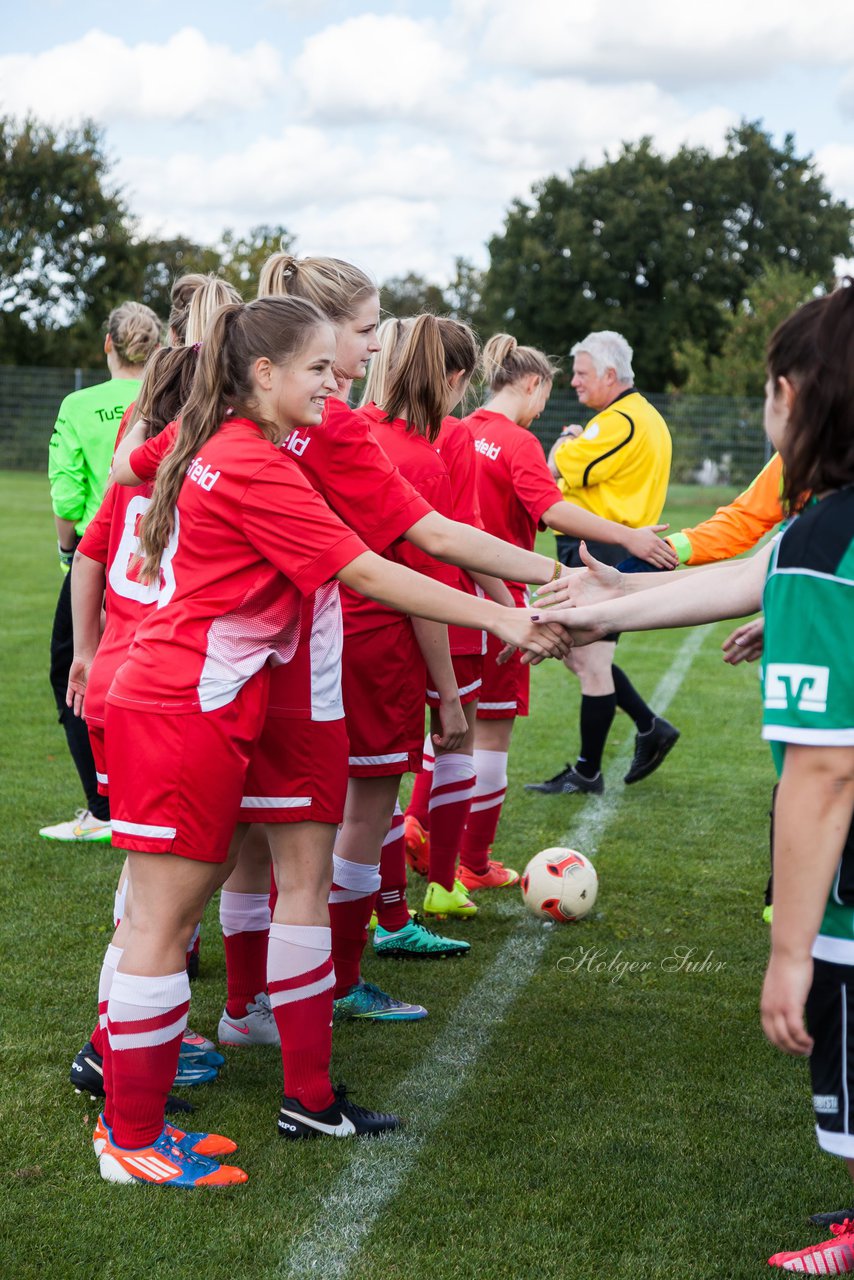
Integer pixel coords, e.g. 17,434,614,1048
482,332,558,393
383,315,479,442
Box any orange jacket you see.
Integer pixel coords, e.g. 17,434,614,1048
668,453,784,565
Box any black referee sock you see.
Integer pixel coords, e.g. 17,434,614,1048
576,693,616,778
612,665,655,735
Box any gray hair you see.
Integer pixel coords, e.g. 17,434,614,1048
570,330,634,382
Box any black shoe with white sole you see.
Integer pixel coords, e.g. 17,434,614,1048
69,1039,194,1114
810,1208,854,1228
524,764,603,795
623,717,680,785
278,1086,400,1140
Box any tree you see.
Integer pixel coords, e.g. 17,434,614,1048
481,122,852,389
380,272,447,318
672,264,821,397
0,116,135,365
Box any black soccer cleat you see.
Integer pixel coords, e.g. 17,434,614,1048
524,764,604,796
810,1208,854,1228
277,1085,400,1140
69,1039,194,1114
623,717,680,785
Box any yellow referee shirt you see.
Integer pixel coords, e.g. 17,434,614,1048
554,389,672,527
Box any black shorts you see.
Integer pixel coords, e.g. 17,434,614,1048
554,536,628,644
806,956,854,1158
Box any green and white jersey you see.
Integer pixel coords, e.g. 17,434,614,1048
48,377,141,535
761,488,854,963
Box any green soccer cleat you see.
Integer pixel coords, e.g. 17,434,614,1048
332,981,427,1023
422,878,478,920
373,917,470,960
763,904,774,925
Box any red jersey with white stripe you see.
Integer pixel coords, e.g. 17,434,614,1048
435,414,484,658
460,408,561,590
77,478,159,725
109,417,367,714
341,406,456,636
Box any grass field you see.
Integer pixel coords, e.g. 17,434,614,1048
1,474,842,1279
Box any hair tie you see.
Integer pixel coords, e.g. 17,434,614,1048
192,342,202,352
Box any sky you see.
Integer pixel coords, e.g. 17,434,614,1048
3,0,854,285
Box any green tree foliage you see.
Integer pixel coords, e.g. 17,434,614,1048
672,264,820,397
380,272,448,317
481,122,852,389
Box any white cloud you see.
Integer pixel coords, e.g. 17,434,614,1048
0,28,281,123
463,0,854,86
815,143,854,205
293,14,467,123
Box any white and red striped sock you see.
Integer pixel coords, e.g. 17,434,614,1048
94,943,123,1123
376,805,410,932
328,855,380,997
428,754,476,890
406,735,435,829
268,923,335,1112
220,890,271,1017
460,748,508,874
106,969,190,1149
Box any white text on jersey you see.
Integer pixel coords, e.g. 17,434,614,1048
284,430,311,458
474,438,501,459
187,457,221,491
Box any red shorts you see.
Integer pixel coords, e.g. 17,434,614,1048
342,623,424,777
426,653,484,709
239,716,349,825
104,671,268,862
477,636,530,720
87,718,109,796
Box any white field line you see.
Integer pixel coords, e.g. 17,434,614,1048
280,626,710,1280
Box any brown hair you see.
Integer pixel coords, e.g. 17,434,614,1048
382,314,479,443
107,301,161,367
138,296,328,581
482,333,558,393
168,274,242,344
359,316,411,408
168,275,208,344
767,281,854,509
258,252,376,323
126,277,244,440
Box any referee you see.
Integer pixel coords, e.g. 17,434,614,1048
526,330,680,796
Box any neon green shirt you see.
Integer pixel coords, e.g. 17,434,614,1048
48,378,141,535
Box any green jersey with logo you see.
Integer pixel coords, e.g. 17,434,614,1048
761,488,854,962
49,377,141,535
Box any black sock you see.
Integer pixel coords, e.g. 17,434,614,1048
576,693,616,778
60,708,110,821
612,665,654,734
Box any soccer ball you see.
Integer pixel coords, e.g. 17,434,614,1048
520,847,598,923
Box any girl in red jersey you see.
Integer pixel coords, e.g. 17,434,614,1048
96,296,572,1187
456,334,675,886
68,277,243,1112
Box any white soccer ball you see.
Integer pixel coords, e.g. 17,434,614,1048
520,847,598,923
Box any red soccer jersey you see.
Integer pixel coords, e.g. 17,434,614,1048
77,478,159,725
341,406,456,636
435,415,483,657
127,398,434,720
460,407,562,589
109,417,367,714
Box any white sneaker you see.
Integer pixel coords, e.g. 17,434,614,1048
217,993,280,1047
39,809,112,842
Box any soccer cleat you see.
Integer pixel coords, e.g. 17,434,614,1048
524,764,603,795
332,981,427,1023
70,1040,196,1112
172,1058,219,1087
93,1114,237,1159
97,1120,247,1187
373,917,470,959
182,1027,218,1056
278,1085,400,1140
179,1044,224,1070
368,906,416,932
763,905,774,925
39,809,112,842
457,859,520,891
811,1210,854,1229
217,992,280,1047
768,1219,854,1271
422,878,478,919
623,716,680,785
403,814,430,877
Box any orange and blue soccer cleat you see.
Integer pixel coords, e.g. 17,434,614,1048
93,1114,237,1159
96,1118,247,1187
403,815,430,877
768,1219,854,1271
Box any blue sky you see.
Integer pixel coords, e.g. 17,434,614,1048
4,1,853,283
